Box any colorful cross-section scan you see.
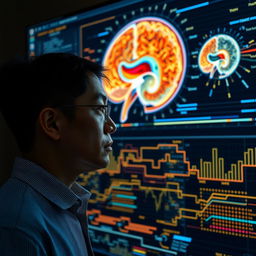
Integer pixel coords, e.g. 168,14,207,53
102,17,187,123
198,34,240,80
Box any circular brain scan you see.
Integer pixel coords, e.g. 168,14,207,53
198,34,240,80
102,17,187,123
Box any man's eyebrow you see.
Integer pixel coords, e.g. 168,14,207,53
92,92,107,103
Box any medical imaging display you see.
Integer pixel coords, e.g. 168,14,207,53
27,0,256,255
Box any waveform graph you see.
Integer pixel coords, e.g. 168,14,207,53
102,17,187,123
88,230,133,256
77,137,256,255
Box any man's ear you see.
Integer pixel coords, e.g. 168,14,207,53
38,107,63,141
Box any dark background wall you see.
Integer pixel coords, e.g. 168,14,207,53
0,0,109,185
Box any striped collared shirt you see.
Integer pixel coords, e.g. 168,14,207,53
0,157,94,256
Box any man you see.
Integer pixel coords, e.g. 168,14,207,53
0,53,116,255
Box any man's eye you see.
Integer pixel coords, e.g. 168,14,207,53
95,105,106,113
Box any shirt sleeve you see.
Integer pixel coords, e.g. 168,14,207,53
0,228,46,256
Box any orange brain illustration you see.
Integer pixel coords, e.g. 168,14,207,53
198,34,240,80
102,17,186,123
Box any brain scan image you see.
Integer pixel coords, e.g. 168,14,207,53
102,17,187,123
198,34,240,80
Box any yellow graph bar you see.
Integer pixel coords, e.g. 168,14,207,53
231,164,236,180
214,148,218,179
212,149,215,178
219,158,224,179
247,150,250,165
244,152,248,165
218,158,221,179
238,160,242,180
205,162,208,178
208,162,211,178
249,148,253,165
200,159,203,178
254,148,256,165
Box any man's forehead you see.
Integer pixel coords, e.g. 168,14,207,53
87,73,108,102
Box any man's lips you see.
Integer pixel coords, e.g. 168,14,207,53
104,141,113,151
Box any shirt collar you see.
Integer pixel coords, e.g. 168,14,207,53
11,157,91,211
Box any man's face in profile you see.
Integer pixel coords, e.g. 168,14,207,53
60,73,116,172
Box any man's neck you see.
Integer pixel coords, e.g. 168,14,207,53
22,151,77,187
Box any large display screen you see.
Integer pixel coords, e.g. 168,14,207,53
27,0,256,255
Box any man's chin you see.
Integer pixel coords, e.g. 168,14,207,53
78,157,109,172
97,158,110,170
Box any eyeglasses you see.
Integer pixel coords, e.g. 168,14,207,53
57,104,112,121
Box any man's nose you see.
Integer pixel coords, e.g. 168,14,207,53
104,116,117,134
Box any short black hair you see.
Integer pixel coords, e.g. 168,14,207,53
0,53,106,153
